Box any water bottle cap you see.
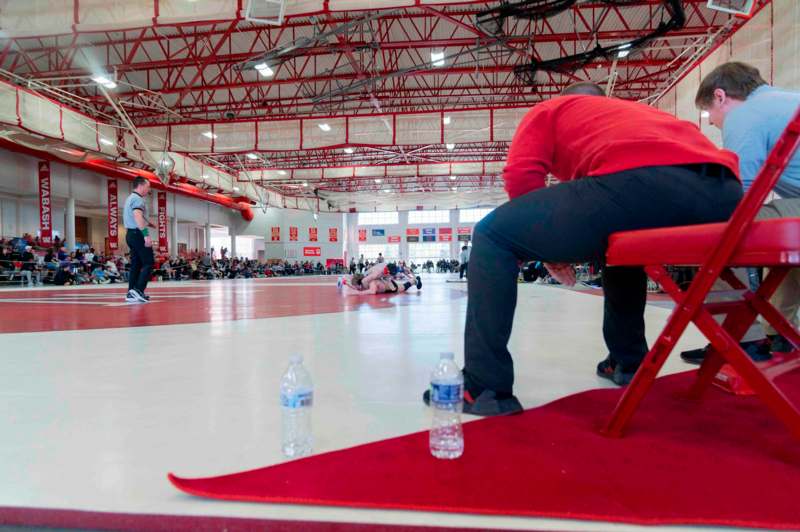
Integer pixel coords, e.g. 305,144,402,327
440,352,455,360
289,354,303,364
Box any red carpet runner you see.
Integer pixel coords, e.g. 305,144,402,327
169,371,800,529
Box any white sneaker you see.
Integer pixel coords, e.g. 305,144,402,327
127,289,147,303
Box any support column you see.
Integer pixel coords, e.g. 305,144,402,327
170,195,178,256
170,216,178,257
65,197,75,250
205,222,211,255
230,225,237,259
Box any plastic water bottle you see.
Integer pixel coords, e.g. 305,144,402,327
429,352,464,459
280,355,313,458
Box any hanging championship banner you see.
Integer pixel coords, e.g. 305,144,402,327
329,227,338,242
309,227,318,242
38,161,52,245
372,228,385,237
107,179,119,250
157,192,168,253
439,227,453,235
388,235,401,243
457,227,472,235
406,228,420,236
271,227,281,241
303,247,321,257
358,229,367,242
290,226,299,241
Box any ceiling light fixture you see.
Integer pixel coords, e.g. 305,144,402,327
446,143,455,150
202,131,217,139
254,62,274,77
233,186,240,192
449,175,456,180
318,123,332,132
431,50,445,67
278,170,287,176
91,74,117,89
374,178,382,184
99,138,114,146
343,147,354,154
246,153,259,160
443,116,451,125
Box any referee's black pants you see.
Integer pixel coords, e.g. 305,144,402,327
126,228,155,294
464,164,743,395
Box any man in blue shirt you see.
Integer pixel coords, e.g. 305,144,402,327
123,176,156,303
684,62,799,361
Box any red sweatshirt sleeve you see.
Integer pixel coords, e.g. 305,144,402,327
502,105,554,199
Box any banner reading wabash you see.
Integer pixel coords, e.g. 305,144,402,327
107,179,119,250
271,227,280,241
290,226,299,241
38,161,52,245
309,227,318,242
358,229,367,242
157,192,168,253
329,227,338,242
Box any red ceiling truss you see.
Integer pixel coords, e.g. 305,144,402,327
0,0,758,201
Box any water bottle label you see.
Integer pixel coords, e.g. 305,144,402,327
281,390,313,408
431,383,462,405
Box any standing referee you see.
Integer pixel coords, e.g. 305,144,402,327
123,176,155,303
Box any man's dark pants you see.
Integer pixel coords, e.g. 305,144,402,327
126,229,155,294
459,263,468,279
465,165,743,395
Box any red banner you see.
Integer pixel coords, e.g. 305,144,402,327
388,235,401,243
439,227,453,235
358,229,367,242
289,226,299,241
107,179,119,250
271,227,280,241
439,234,453,242
329,227,338,242
309,227,318,242
38,161,52,245
157,191,168,253
458,227,472,235
303,247,321,257
406,228,420,236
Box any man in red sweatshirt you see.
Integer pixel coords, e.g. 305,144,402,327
424,82,743,416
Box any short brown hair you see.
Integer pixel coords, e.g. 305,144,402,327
695,62,767,109
132,176,149,190
561,82,605,97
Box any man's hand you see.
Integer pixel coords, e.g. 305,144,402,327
544,262,576,286
144,236,153,248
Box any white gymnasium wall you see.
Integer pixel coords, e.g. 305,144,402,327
657,1,799,145
343,210,486,265
235,208,345,262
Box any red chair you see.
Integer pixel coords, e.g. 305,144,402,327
603,107,800,440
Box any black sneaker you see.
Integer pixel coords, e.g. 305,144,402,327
135,289,150,301
422,388,523,417
680,339,772,365
768,334,794,354
596,356,636,386
416,276,422,290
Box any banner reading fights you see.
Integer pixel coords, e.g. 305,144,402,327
329,227,338,242
38,161,52,245
107,180,119,250
157,192,168,253
309,227,318,242
358,229,367,242
271,227,280,241
289,226,299,241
